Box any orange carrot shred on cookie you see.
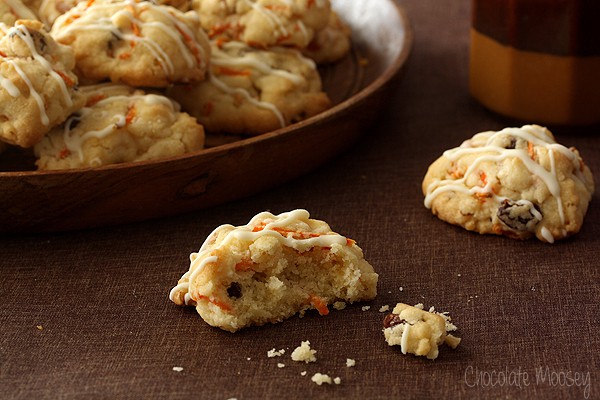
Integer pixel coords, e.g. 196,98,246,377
215,66,251,77
58,148,71,159
309,295,329,316
527,141,535,160
196,295,231,312
86,93,106,107
479,171,487,186
125,104,136,125
235,259,254,272
54,70,74,87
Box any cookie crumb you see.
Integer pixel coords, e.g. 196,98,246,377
301,371,307,376
333,377,341,385
361,306,371,311
172,367,184,372
399,286,404,292
333,301,346,310
378,305,390,313
267,348,285,357
247,357,251,361
346,358,356,367
277,363,285,368
291,341,317,363
311,373,333,385
36,325,43,330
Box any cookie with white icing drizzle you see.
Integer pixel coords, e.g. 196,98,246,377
50,0,210,87
169,209,378,332
193,0,331,49
0,19,84,148
422,125,595,243
34,83,205,169
168,40,330,135
0,0,39,25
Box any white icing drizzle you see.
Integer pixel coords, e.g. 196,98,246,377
540,227,555,244
4,0,38,19
400,324,410,355
169,209,351,306
52,0,206,78
424,125,588,242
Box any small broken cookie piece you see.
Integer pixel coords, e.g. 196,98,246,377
169,209,378,332
422,125,595,243
34,83,205,169
383,303,460,360
50,0,210,87
0,20,84,148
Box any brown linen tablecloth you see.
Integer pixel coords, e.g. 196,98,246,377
2,0,599,398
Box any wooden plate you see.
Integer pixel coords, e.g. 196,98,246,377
0,0,412,233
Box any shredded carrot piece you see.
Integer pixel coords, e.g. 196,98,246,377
209,23,231,39
276,33,291,44
118,52,131,60
85,0,95,8
309,295,329,316
125,104,136,125
346,238,355,246
215,38,229,48
475,191,492,202
58,148,71,159
492,224,503,234
54,69,75,87
527,141,535,160
479,171,487,186
86,93,106,107
196,295,231,311
215,66,251,77
235,259,254,272
131,22,141,37
0,50,6,58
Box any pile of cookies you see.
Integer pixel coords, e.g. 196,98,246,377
0,0,350,169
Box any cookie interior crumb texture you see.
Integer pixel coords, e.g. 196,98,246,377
383,303,461,360
422,125,595,243
169,209,378,332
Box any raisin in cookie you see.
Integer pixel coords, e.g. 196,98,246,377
34,83,205,169
423,125,595,243
0,20,84,148
50,0,210,87
383,303,461,360
169,209,378,332
193,0,330,49
168,40,331,135
1,0,39,25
